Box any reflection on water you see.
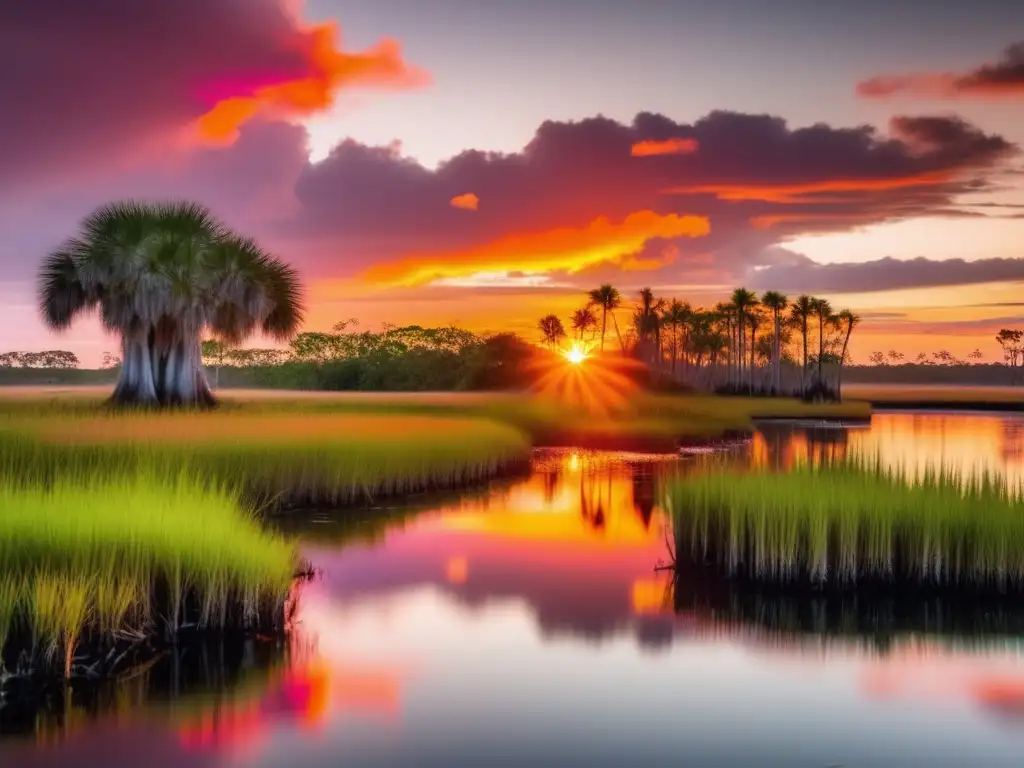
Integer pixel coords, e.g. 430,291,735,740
6,412,1024,766
755,411,1024,483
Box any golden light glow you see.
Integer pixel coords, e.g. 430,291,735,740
563,343,588,365
359,211,710,287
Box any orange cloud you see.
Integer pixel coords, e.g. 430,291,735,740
196,23,428,144
750,213,879,229
857,42,1024,100
666,169,957,202
359,211,710,287
450,192,479,211
631,137,699,157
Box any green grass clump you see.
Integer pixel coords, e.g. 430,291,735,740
664,456,1024,591
0,411,530,507
0,474,296,679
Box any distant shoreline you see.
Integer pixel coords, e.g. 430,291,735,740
842,384,1024,413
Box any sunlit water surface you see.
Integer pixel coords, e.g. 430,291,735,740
5,412,1024,767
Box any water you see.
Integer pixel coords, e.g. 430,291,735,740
6,412,1024,766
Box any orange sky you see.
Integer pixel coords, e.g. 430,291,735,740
5,1,1024,367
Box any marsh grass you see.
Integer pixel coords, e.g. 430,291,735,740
0,474,296,681
0,411,531,507
0,388,870,452
665,456,1024,593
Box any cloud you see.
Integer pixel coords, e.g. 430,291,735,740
279,110,1015,285
359,211,710,287
0,0,424,194
631,138,699,157
748,256,1024,294
857,41,1024,100
672,170,956,202
0,80,1017,305
450,193,480,211
195,28,427,145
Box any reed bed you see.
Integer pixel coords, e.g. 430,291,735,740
665,456,1024,593
0,474,296,681
0,411,531,507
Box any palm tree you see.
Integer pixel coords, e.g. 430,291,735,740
634,288,665,367
748,309,763,391
660,299,690,378
836,309,860,400
570,306,598,341
811,297,834,386
538,314,567,349
789,295,814,395
713,301,736,386
38,201,303,407
587,284,623,353
760,291,788,394
730,288,758,389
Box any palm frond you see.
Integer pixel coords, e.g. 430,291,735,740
36,241,92,330
260,259,305,340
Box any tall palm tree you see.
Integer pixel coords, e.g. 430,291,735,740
760,291,788,394
38,201,303,407
587,284,622,353
713,301,736,386
538,314,567,349
836,309,860,400
789,295,814,395
634,287,665,368
748,309,763,392
811,297,834,385
730,288,758,388
570,306,598,341
660,299,691,378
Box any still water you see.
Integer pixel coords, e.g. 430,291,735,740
5,412,1024,767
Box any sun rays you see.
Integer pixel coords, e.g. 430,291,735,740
527,347,641,418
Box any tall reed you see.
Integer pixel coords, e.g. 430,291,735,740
665,455,1024,592
0,473,296,680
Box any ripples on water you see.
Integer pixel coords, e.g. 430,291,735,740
5,412,1024,767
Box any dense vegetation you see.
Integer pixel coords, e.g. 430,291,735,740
0,407,531,508
665,456,1024,593
0,475,296,681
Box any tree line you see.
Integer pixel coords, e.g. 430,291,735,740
0,350,79,369
198,322,544,391
537,284,860,399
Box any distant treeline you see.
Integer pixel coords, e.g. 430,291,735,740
843,363,1016,386
200,324,553,391
0,350,80,369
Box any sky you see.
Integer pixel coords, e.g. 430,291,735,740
3,0,1024,364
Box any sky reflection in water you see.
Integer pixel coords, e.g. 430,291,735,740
6,412,1024,767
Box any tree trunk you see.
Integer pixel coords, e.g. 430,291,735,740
749,322,756,394
145,324,217,408
601,307,608,352
773,312,781,395
817,316,825,385
110,331,159,406
838,324,853,402
612,312,625,353
801,321,808,396
671,325,678,378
